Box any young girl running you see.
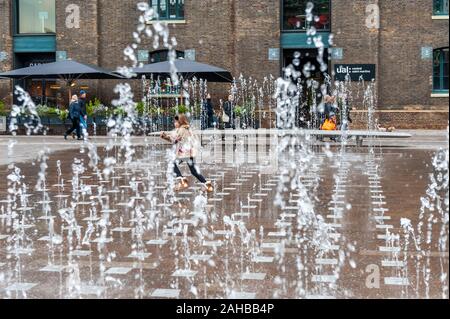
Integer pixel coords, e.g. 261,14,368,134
160,114,214,193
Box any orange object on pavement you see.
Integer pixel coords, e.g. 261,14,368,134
321,118,337,131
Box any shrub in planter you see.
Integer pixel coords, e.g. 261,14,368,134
136,101,146,116
149,106,162,117
170,105,189,116
234,106,245,118
93,117,106,126
91,104,108,126
83,97,106,125
113,106,127,117
36,104,58,117
234,106,251,129
35,105,61,124
57,109,69,123
0,100,8,117
86,98,100,117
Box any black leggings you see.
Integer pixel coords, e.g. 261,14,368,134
173,158,207,184
65,118,81,138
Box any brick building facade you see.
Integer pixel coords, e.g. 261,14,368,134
0,0,448,128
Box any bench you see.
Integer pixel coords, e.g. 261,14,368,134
196,129,411,147
151,129,412,147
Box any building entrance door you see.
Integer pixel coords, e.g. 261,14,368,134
282,48,329,128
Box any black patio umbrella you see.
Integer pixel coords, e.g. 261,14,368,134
0,60,124,104
132,59,233,83
0,60,123,81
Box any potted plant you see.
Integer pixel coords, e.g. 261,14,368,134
86,99,96,118
94,104,108,126
149,106,162,117
136,101,146,117
234,106,245,129
57,109,69,124
244,100,257,129
148,105,160,118
87,98,108,125
36,105,60,125
170,104,189,116
113,106,127,118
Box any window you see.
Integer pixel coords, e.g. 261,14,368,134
17,0,56,34
151,0,185,20
433,0,449,15
150,49,184,63
282,0,330,31
433,48,449,92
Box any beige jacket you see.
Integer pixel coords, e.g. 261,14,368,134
168,125,200,159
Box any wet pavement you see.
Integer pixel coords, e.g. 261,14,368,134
0,132,448,299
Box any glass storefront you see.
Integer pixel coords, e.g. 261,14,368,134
283,49,329,84
25,79,58,106
149,49,185,63
17,0,56,34
282,49,330,128
151,0,185,20
282,0,330,31
14,53,58,107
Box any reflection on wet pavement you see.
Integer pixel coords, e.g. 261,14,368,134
0,135,448,299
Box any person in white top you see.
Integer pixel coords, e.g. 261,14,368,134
161,114,214,192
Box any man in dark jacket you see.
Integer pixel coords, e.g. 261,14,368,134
205,94,214,128
64,95,84,140
223,94,235,129
79,90,88,116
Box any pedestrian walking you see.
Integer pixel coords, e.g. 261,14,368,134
64,95,84,140
79,90,88,120
205,93,214,129
223,94,235,129
78,90,88,139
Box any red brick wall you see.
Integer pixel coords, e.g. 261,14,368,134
0,0,448,128
55,0,100,102
0,0,13,105
378,0,449,109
